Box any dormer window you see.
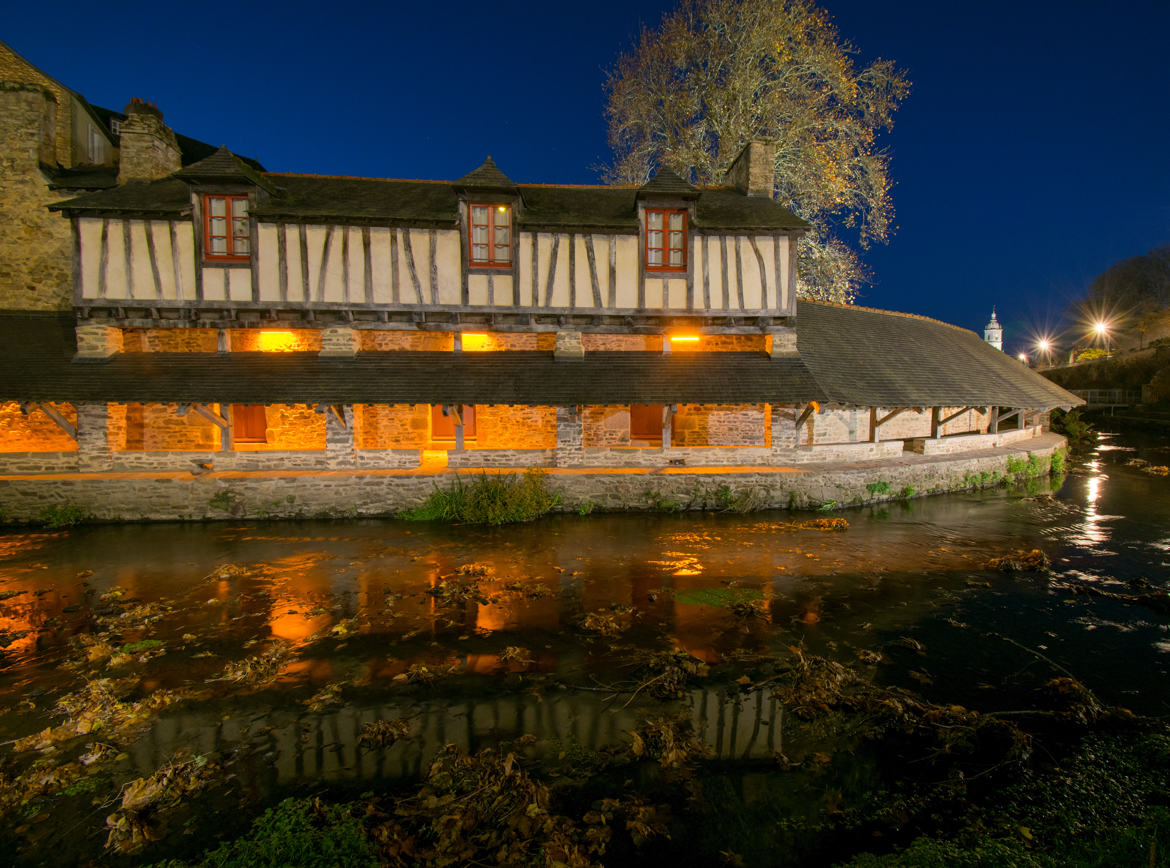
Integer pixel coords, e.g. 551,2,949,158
204,195,250,262
645,208,686,271
469,203,511,267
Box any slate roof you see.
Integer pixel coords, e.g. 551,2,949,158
175,146,277,193
51,174,808,232
0,306,1080,410
454,157,518,193
0,316,819,405
796,300,1081,410
638,166,699,198
50,149,808,232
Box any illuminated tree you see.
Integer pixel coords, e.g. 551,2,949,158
1076,246,1170,349
604,0,909,302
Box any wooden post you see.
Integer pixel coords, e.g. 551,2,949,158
930,407,941,439
869,407,880,443
454,405,465,452
988,406,999,434
663,404,675,449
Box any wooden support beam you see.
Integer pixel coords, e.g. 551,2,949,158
930,407,941,439
875,407,909,427
794,401,820,431
988,406,999,434
454,404,465,452
939,406,981,427
193,404,228,430
995,408,1017,426
21,402,77,441
331,404,347,427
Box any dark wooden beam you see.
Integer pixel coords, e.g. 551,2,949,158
21,402,77,441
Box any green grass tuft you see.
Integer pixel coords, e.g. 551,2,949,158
402,469,560,525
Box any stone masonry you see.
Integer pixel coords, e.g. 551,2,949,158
0,86,72,310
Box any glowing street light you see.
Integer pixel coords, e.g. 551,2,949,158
1017,352,1028,363
1036,339,1050,353
1094,320,1108,337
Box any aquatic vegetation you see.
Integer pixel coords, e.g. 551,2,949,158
985,548,1051,572
580,610,628,637
796,517,849,530
38,502,90,529
865,481,891,495
630,649,709,700
359,718,413,749
212,643,293,687
105,754,218,853
1049,408,1095,451
304,681,345,712
629,715,710,769
402,469,561,525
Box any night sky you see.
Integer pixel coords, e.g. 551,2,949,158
6,1,1168,353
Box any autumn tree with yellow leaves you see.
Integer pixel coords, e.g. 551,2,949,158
604,0,910,302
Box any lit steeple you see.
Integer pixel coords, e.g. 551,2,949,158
983,307,1003,351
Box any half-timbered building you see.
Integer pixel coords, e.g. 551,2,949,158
0,85,1079,497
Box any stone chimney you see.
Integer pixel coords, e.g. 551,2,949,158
117,97,180,183
726,140,775,198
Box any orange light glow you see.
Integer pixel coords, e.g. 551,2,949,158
461,333,493,351
670,334,701,343
257,331,297,352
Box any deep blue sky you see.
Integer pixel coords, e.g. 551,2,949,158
6,1,1169,352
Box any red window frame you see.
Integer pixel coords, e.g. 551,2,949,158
644,208,687,272
203,194,251,262
468,203,512,267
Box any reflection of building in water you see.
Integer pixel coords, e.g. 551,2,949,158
130,687,786,784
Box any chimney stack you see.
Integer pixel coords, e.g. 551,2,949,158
726,140,775,198
116,97,180,183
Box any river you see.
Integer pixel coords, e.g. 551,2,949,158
0,428,1167,864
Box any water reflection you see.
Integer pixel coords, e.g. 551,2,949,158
1,431,1169,792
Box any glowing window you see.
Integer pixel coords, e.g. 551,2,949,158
204,195,250,262
645,209,686,271
431,405,477,441
461,333,493,352
256,331,297,352
469,204,511,267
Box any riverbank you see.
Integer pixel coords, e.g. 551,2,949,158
0,431,1066,524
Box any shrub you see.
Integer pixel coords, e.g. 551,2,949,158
196,797,376,867
1050,448,1067,475
1049,409,1095,450
866,480,891,495
402,470,560,525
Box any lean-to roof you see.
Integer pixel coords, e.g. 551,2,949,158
796,300,1081,410
0,307,1080,410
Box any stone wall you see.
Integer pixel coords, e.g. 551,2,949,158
582,334,663,352
583,405,636,448
359,331,454,351
0,44,74,167
672,404,767,447
0,435,1066,523
448,449,556,468
119,403,220,451
0,401,77,451
122,328,219,353
474,405,556,449
0,86,72,310
459,332,556,351
255,404,326,450
354,404,430,449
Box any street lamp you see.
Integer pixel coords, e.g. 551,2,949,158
1017,352,1028,364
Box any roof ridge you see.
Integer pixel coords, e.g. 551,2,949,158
266,172,453,184
800,298,971,334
